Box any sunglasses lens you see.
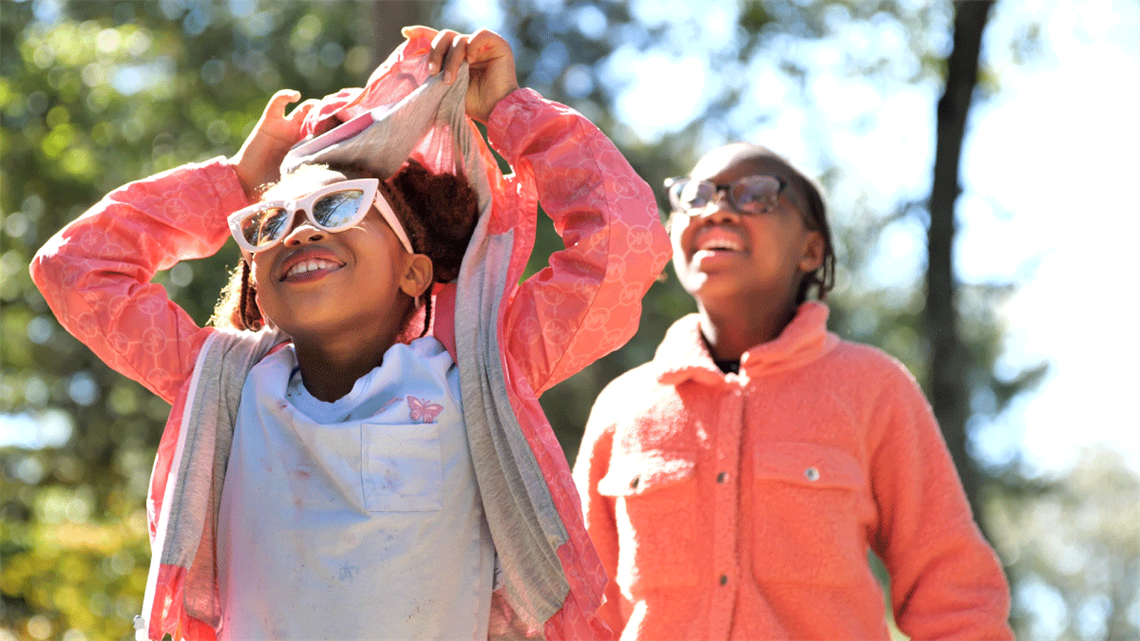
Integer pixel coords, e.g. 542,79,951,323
239,207,290,248
313,189,367,229
732,176,782,214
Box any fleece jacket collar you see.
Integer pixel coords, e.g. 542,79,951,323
656,301,839,386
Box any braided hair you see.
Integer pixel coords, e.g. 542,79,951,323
790,171,835,305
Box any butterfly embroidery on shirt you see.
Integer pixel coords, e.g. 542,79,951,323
407,396,443,423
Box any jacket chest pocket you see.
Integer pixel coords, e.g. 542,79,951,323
751,442,867,586
597,452,699,590
361,422,443,512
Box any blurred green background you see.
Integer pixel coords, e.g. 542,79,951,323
2,1,1137,640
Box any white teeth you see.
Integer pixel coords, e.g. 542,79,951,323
700,239,742,251
285,259,337,278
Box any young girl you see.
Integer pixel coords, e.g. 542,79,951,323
31,28,671,640
574,142,1014,640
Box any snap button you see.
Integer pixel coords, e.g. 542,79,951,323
805,467,820,481
719,574,728,586
716,471,727,483
133,616,146,630
630,475,640,489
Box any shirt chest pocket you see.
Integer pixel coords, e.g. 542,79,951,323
597,452,699,591
750,442,866,586
361,422,443,512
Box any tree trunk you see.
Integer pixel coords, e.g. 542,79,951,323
926,0,995,531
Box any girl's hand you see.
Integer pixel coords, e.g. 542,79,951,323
403,26,520,123
230,90,319,199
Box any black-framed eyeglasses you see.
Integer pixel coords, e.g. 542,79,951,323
664,175,787,217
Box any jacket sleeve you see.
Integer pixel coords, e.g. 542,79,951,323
484,88,671,395
866,360,1014,640
29,158,247,404
573,389,630,636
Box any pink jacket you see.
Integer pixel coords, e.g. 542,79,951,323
574,303,1014,640
31,66,671,639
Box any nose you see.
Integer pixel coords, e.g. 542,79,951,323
281,209,325,246
672,195,737,240
691,190,739,223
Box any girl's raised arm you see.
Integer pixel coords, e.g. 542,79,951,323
29,92,316,404
489,92,672,394
29,160,245,404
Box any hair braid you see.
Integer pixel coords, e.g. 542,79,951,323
421,294,433,338
239,260,263,330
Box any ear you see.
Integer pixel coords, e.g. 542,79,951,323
798,230,825,274
399,253,434,300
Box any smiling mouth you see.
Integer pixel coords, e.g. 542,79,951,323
282,258,343,280
697,238,743,252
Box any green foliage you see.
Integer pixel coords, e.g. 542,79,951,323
2,479,150,640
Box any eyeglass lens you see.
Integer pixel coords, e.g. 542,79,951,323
670,176,782,215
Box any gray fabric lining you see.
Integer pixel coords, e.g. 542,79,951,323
160,327,285,626
456,224,569,625
160,328,283,566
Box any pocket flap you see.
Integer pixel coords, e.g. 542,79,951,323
753,442,863,490
597,452,696,497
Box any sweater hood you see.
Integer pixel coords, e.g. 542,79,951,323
656,301,839,385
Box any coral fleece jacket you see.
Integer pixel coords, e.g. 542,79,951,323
574,303,1014,640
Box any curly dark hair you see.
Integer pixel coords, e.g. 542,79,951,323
210,159,480,336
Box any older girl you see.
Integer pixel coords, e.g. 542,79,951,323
575,142,1013,640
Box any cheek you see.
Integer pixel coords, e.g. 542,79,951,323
249,256,271,288
248,257,279,310
670,233,698,287
669,222,696,266
668,218,688,251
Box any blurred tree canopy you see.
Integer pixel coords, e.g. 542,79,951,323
0,0,1133,639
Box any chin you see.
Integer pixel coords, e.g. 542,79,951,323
269,314,339,339
690,279,750,303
